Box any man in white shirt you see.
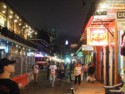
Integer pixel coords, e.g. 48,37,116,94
49,61,57,88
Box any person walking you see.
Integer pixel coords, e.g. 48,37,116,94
74,63,82,85
0,58,20,94
32,63,39,83
49,61,57,88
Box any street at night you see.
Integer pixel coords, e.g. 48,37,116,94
0,0,125,94
21,69,105,94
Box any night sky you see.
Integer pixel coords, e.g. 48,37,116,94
7,0,90,44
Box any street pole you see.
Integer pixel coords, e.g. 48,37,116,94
114,24,118,84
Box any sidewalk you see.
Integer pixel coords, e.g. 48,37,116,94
74,81,105,94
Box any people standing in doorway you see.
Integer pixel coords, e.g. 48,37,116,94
0,58,20,94
87,63,95,82
74,63,82,85
32,63,39,83
49,61,57,88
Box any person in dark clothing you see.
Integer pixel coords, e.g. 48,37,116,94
69,61,75,82
0,58,20,94
87,63,95,82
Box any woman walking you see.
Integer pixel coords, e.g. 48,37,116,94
32,63,39,83
74,63,82,85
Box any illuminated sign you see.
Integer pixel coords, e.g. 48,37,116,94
117,11,125,19
87,27,108,46
117,11,125,30
82,45,94,51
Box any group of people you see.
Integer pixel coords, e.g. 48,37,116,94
0,57,95,94
46,60,96,87
72,62,96,85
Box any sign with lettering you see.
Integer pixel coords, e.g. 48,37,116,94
117,11,125,30
82,45,94,51
105,0,125,4
87,27,108,46
117,11,125,19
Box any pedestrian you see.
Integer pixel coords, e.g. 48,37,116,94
87,63,95,82
74,63,82,85
47,60,50,80
69,61,75,82
32,63,39,83
58,63,65,79
49,61,57,88
0,58,20,94
65,63,70,79
82,63,88,81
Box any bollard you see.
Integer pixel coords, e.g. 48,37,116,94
71,87,74,94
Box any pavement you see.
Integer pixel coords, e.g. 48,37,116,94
74,81,105,94
21,69,105,94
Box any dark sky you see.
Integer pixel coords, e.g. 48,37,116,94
7,0,90,44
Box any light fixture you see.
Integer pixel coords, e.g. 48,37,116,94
28,33,30,36
2,10,6,14
10,11,13,14
19,23,22,26
14,19,18,23
16,45,18,48
16,16,19,19
35,32,37,35
3,5,7,9
30,36,32,38
9,15,13,19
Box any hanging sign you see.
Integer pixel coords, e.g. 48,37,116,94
82,45,94,51
87,27,108,46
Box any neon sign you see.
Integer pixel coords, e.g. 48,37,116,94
87,27,108,46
